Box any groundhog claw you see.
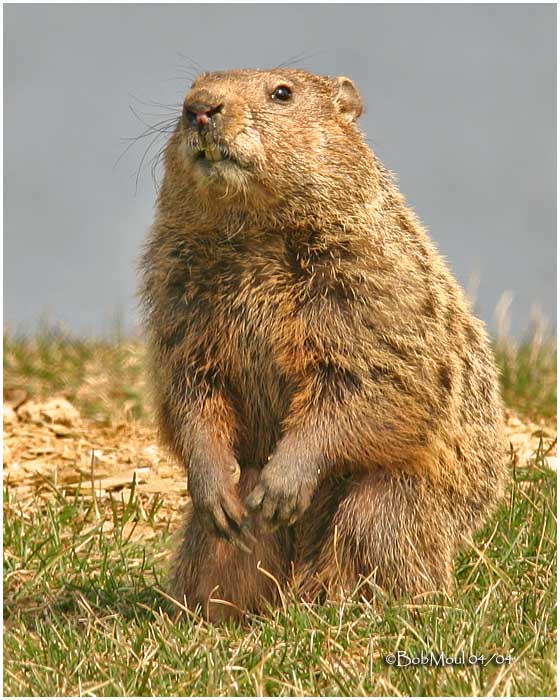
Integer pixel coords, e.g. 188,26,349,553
230,535,253,555
207,503,256,553
245,484,266,512
246,469,314,528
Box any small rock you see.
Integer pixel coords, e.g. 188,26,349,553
17,397,80,428
533,428,554,439
141,445,161,466
3,388,28,409
47,423,76,437
3,443,14,466
3,404,18,427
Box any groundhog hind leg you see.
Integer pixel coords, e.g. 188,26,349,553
171,469,291,622
294,471,456,602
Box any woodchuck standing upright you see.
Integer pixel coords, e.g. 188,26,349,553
140,68,508,621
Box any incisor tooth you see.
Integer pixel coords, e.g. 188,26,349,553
204,144,222,161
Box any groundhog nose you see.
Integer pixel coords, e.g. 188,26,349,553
183,100,224,130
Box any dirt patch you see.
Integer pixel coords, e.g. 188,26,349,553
3,397,186,528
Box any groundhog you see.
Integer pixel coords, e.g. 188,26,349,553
140,68,508,621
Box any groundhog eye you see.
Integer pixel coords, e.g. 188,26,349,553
271,85,292,102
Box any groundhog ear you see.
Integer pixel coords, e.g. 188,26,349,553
331,76,363,123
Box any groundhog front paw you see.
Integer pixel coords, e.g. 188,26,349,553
188,465,256,553
245,463,317,529
198,488,257,553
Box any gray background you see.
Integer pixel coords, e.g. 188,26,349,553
4,3,556,338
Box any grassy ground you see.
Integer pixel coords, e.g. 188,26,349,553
3,328,557,696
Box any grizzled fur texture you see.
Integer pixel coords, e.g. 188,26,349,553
140,68,508,621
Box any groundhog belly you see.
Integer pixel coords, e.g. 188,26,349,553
227,340,293,469
194,245,296,468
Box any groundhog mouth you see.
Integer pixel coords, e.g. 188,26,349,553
191,141,245,170
196,142,228,163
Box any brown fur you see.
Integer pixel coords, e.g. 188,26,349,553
139,68,508,621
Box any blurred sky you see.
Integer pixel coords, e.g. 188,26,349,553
4,3,556,338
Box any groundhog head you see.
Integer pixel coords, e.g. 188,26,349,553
172,68,373,212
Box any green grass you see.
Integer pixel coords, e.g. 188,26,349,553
3,444,556,696
494,334,556,421
3,326,557,696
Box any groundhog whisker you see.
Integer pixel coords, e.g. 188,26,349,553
128,105,179,134
176,52,205,72
119,120,177,154
174,68,201,82
275,49,321,69
128,92,182,114
115,112,179,183
114,127,168,173
134,130,170,193
149,143,169,192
